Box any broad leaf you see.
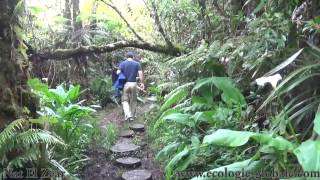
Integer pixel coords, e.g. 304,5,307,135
66,85,81,102
191,111,215,124
165,148,190,180
203,129,254,147
28,79,49,94
193,77,246,105
156,142,181,161
203,129,295,151
162,113,194,127
294,140,320,171
313,108,320,135
161,89,188,112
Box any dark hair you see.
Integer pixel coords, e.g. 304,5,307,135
126,52,134,58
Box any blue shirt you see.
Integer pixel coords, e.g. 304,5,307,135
119,59,142,82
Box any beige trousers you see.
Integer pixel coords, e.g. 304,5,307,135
121,82,137,120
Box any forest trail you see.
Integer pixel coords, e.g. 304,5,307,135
82,99,164,180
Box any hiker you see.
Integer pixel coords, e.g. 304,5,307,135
118,52,144,121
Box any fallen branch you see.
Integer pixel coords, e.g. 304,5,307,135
34,40,181,60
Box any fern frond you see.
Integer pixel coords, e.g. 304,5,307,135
6,147,40,169
14,129,65,146
0,118,27,145
0,128,65,159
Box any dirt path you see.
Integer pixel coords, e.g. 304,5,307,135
82,101,164,180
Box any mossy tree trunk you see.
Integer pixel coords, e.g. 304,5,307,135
0,0,35,129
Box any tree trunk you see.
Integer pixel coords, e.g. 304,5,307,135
0,0,35,128
90,1,98,30
64,0,72,28
73,0,82,32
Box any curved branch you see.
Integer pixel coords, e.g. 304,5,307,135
100,0,145,42
149,0,174,48
33,40,181,60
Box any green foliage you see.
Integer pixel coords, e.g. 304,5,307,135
294,140,320,171
28,78,100,175
147,11,320,177
203,129,294,151
90,77,118,107
21,0,320,179
193,77,246,106
150,76,247,179
314,112,320,135
0,119,64,171
102,123,119,150
160,88,188,112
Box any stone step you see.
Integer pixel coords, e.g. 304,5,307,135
120,130,135,138
110,142,140,155
122,169,152,180
129,123,145,132
115,157,141,168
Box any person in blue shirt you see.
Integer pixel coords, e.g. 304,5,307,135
118,52,144,121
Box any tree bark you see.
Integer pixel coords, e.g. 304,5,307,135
64,0,72,27
72,0,82,32
33,40,181,61
0,0,35,127
90,1,98,30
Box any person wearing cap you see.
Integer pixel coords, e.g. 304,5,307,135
118,52,145,121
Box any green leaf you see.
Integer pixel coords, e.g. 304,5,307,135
313,106,320,135
156,142,181,161
30,116,58,124
28,5,46,15
48,84,67,105
191,111,215,124
294,140,320,171
66,85,81,102
161,89,188,112
59,104,95,118
162,113,194,127
203,129,254,147
28,79,49,94
193,77,246,105
165,148,190,180
203,129,295,151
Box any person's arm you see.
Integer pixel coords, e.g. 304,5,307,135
138,70,144,83
137,63,144,90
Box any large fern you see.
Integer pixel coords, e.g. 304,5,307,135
0,119,64,169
